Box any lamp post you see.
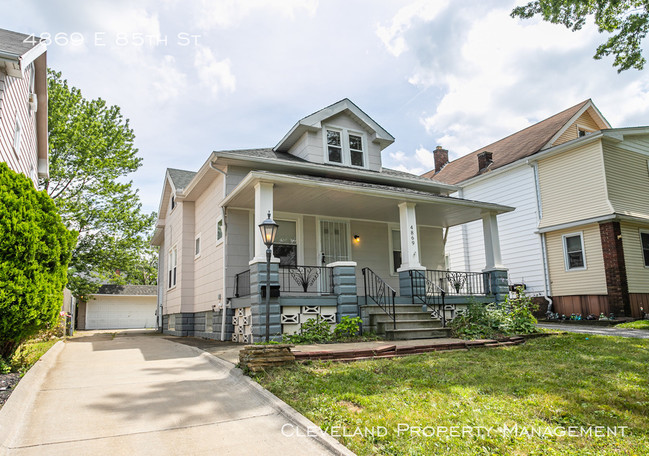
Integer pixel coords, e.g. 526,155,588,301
258,211,278,342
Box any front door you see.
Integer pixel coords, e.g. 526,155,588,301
320,220,350,265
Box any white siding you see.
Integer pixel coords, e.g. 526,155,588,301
448,165,547,295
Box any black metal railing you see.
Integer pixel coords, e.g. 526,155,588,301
279,265,334,294
409,270,449,326
362,267,397,330
234,269,251,297
424,269,491,296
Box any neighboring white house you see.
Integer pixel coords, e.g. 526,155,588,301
77,285,158,330
0,28,48,186
152,99,513,342
424,100,649,318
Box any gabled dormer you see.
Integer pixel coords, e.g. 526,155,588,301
274,98,394,172
547,99,611,148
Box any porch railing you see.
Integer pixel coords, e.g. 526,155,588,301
234,269,251,298
425,269,491,296
279,265,334,294
409,270,449,326
362,267,396,330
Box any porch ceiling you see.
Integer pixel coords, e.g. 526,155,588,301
222,171,513,227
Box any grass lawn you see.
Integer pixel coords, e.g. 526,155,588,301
616,320,649,330
256,334,649,455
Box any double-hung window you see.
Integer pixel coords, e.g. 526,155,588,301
168,246,177,288
325,127,366,168
641,230,649,267
563,233,586,270
273,220,297,267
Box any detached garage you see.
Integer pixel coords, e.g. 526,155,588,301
77,285,158,330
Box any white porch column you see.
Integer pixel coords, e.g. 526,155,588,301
252,181,276,263
482,212,504,270
397,202,423,271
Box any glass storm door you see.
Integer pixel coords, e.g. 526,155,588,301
320,220,349,265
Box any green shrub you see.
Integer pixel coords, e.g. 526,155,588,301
0,357,10,374
283,317,332,344
0,163,77,359
450,289,539,339
333,316,362,340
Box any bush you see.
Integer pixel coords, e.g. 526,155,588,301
0,163,77,359
333,316,362,340
283,317,333,344
450,289,539,339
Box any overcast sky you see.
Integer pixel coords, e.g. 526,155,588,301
4,0,649,214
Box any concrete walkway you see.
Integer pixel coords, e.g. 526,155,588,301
538,323,649,339
0,330,353,456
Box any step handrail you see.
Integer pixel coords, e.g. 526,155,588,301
408,270,451,327
362,267,397,330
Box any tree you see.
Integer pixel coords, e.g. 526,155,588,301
43,70,157,299
511,0,649,72
0,163,77,359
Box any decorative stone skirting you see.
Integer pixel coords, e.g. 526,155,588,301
239,344,295,372
280,305,336,335
232,307,253,343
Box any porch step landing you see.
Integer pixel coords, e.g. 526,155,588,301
361,304,452,340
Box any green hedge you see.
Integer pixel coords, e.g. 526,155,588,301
0,163,76,358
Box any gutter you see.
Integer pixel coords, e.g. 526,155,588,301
210,161,230,341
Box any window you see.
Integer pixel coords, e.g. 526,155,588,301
324,127,366,168
13,115,22,155
349,134,364,167
195,234,201,258
216,219,223,243
273,220,297,266
170,195,176,211
563,233,586,270
641,231,649,267
320,220,350,264
168,246,177,288
391,229,402,273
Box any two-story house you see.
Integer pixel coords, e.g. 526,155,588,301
152,99,513,342
425,100,649,318
0,28,48,186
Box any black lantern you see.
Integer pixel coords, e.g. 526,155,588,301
258,211,278,341
258,211,279,249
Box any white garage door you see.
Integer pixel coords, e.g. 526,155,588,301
86,296,157,330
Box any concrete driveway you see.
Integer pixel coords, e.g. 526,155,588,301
538,323,649,339
0,330,352,456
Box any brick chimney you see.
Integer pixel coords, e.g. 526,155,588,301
433,146,448,173
478,151,493,171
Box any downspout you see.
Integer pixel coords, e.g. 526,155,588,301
157,244,164,331
210,161,229,340
530,160,553,312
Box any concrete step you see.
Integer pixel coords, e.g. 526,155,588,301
360,304,426,315
377,319,444,332
384,327,452,341
369,311,435,323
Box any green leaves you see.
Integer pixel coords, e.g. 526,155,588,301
0,163,77,358
511,0,649,72
44,70,157,297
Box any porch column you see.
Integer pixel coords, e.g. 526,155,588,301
482,213,504,270
482,212,508,302
397,202,422,271
252,181,276,263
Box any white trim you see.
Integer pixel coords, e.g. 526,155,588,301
639,229,649,268
194,233,202,259
537,214,616,233
317,217,352,264
326,261,357,268
167,244,178,289
562,232,587,271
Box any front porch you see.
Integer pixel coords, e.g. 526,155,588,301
222,171,513,342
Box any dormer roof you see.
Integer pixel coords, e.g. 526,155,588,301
274,98,395,152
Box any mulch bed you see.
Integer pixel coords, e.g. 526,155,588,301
0,373,21,408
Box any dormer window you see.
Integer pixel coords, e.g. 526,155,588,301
324,127,366,168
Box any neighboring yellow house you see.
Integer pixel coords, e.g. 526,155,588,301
427,99,649,318
534,124,649,318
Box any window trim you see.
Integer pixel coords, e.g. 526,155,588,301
216,218,224,246
168,245,178,289
562,232,587,271
195,233,202,259
640,229,649,268
322,125,368,169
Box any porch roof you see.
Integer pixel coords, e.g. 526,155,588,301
221,171,514,227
